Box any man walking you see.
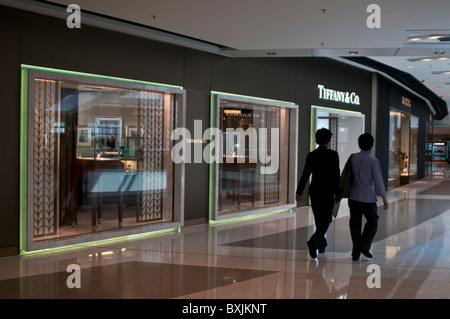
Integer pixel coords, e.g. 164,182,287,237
296,128,340,259
347,133,388,260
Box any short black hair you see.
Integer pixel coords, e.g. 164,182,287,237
358,133,374,151
315,128,332,145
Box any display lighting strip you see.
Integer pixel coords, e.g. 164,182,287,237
19,227,181,256
209,209,293,226
211,91,297,106
20,64,183,90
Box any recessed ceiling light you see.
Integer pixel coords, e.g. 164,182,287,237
406,65,414,69
431,70,450,74
407,56,450,62
266,52,276,56
348,51,358,55
435,51,445,55
406,34,448,42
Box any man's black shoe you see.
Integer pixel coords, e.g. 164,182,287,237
360,248,373,258
307,241,317,259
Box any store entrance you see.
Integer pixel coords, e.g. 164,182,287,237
311,106,365,172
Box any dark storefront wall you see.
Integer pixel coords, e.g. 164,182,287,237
0,6,376,255
0,7,22,255
310,58,373,119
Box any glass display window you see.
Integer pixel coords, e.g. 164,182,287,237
388,109,418,189
409,115,419,181
20,65,185,252
209,93,298,221
447,142,450,163
432,142,447,162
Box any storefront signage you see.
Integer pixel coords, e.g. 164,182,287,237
223,109,261,118
317,84,360,105
187,138,207,144
402,96,412,107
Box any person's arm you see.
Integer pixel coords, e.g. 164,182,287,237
372,159,385,195
296,153,313,202
333,151,341,201
381,195,388,210
373,159,388,209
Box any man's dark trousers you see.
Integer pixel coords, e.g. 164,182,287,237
348,199,379,256
309,195,334,251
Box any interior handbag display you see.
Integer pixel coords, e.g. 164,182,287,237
337,154,354,198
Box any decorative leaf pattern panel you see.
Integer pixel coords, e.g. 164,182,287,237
33,79,59,237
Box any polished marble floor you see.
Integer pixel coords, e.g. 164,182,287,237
0,165,449,300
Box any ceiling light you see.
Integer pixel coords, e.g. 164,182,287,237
406,34,448,42
431,71,450,74
266,52,276,56
406,66,414,69
407,57,450,62
435,51,445,55
348,51,358,55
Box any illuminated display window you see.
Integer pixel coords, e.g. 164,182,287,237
21,65,185,252
209,92,298,221
388,109,419,189
311,106,365,172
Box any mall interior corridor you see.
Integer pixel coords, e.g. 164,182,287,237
0,164,449,300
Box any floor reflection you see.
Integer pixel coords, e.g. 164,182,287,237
0,169,449,299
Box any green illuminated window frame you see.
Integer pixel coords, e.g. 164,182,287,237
20,65,186,253
209,91,298,222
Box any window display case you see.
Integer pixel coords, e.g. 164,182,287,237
209,92,298,221
388,109,419,189
21,65,185,252
432,142,447,162
447,142,450,163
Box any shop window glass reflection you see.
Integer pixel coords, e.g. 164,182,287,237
409,116,419,180
27,72,181,244
388,109,416,189
217,100,291,216
312,107,364,172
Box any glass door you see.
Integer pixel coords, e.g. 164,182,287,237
312,106,365,172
